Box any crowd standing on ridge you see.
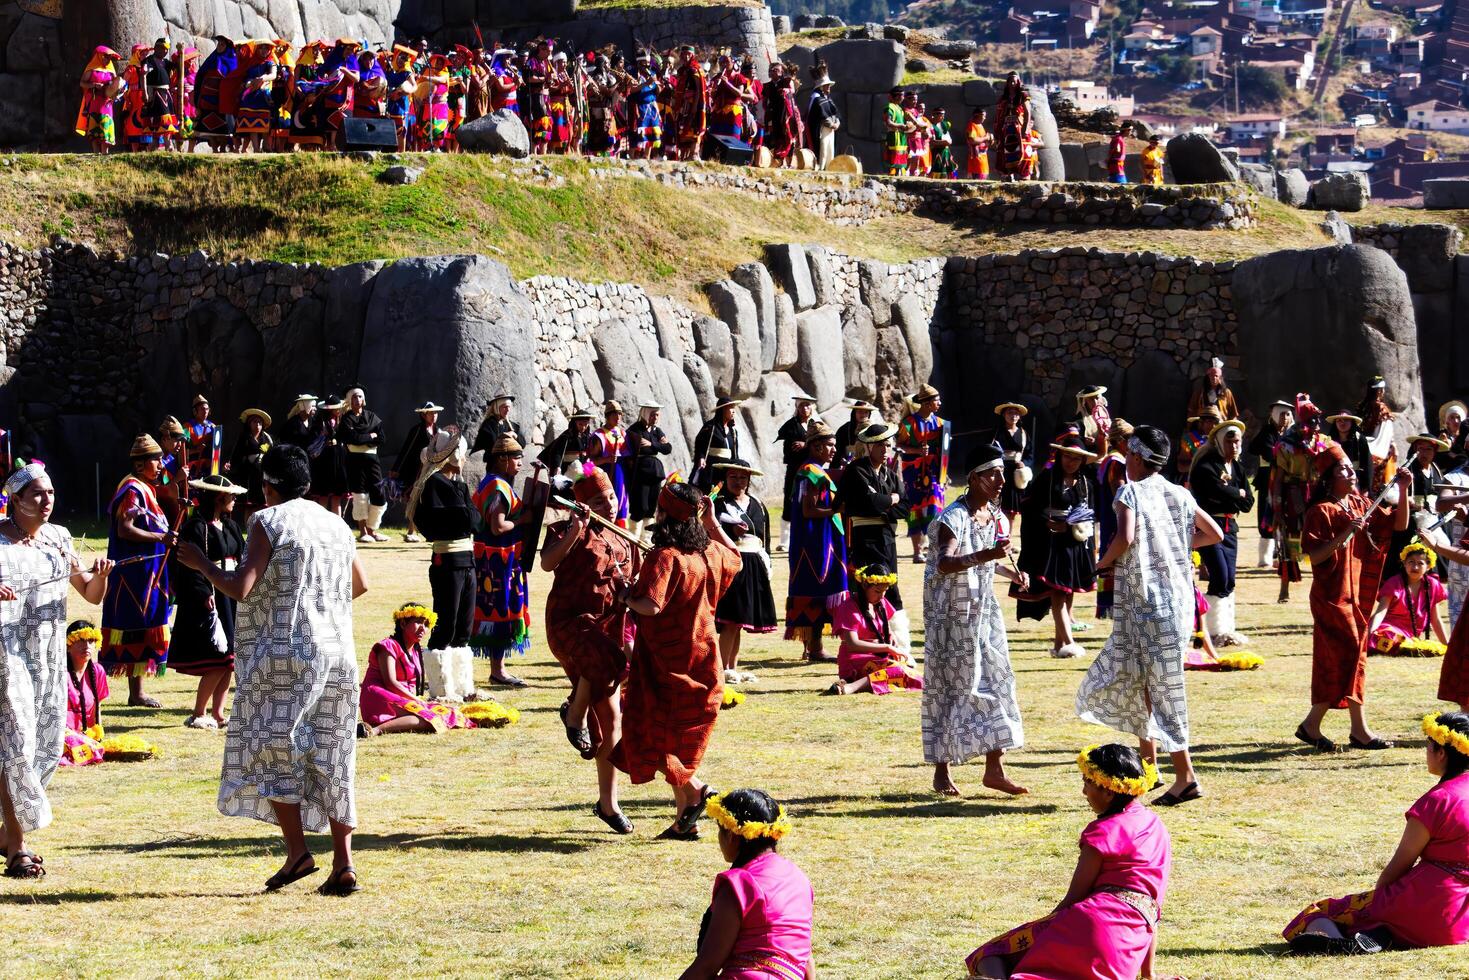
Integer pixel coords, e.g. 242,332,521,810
0,363,1467,975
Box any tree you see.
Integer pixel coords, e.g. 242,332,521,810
1235,64,1291,110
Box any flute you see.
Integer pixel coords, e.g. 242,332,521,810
550,494,651,552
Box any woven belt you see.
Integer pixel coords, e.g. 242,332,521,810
432,538,473,554
346,444,378,454
849,516,891,529
1428,859,1469,882
721,950,806,980
1097,886,1160,927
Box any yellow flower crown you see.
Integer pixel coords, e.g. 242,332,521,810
1422,714,1469,757
705,792,793,841
393,603,438,629
1077,745,1159,797
1400,541,1435,564
66,626,102,646
1190,550,1201,568
853,564,898,587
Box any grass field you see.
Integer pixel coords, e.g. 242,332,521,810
3,517,1462,978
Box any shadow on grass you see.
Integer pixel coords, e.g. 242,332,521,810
84,830,593,857
0,889,263,905
1162,942,1293,959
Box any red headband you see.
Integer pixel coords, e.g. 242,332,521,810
658,483,697,522
1313,442,1349,477
573,467,613,504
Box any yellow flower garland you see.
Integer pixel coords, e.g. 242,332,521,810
100,732,161,761
1399,540,1435,565
392,603,438,629
462,702,520,727
1076,745,1158,797
705,792,793,841
721,688,745,709
66,626,103,646
853,564,898,587
1423,714,1469,757
1215,652,1264,671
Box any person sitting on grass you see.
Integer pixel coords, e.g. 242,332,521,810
357,603,472,738
1367,541,1449,655
966,744,1170,980
825,563,922,696
678,789,814,980
1283,710,1469,955
61,621,108,766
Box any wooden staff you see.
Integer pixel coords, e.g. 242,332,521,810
143,508,187,602
1343,457,1416,545
550,494,650,552
15,552,159,593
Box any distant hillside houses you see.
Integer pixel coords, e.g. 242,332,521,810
1106,0,1325,90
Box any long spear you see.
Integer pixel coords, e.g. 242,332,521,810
549,494,651,552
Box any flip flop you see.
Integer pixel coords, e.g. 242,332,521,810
1153,782,1202,807
317,865,361,897
593,803,634,835
264,852,317,891
489,673,528,688
655,825,700,841
1294,723,1337,754
1348,735,1395,751
676,785,716,835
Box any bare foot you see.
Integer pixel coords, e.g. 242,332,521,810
932,768,961,797
982,772,1030,796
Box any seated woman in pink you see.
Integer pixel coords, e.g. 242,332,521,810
61,620,108,766
1368,542,1449,655
679,788,814,980
825,563,923,696
1284,710,1469,955
967,743,1171,979
357,603,472,737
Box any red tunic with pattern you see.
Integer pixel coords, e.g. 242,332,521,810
545,524,639,709
1302,493,1397,708
615,540,739,786
1441,539,1469,705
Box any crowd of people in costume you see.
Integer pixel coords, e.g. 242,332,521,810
1,362,1467,975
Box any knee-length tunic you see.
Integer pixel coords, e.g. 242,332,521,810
545,525,638,712
1076,475,1196,753
1301,493,1396,708
921,498,1023,764
0,524,73,832
469,474,531,658
218,498,358,833
100,476,171,676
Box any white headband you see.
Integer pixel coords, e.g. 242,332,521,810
1127,435,1169,468
970,458,1004,475
3,461,45,498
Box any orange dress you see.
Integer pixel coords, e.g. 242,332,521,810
545,525,639,720
616,541,740,786
1301,494,1397,707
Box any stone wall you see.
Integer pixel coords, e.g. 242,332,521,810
903,180,1256,231
0,0,72,148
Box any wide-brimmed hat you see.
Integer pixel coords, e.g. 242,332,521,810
714,457,764,476
1076,384,1107,401
1439,400,1467,426
912,383,940,403
847,399,875,412
130,434,164,459
239,408,272,427
814,75,835,89
1049,436,1095,460
192,393,209,407
490,393,515,404
858,421,899,443
994,402,1028,416
489,434,524,456
1325,411,1362,426
1368,376,1386,390
639,400,663,410
806,420,837,441
187,474,247,495
319,397,346,411
566,408,596,421
1410,432,1451,451
714,397,742,411
414,400,444,414
158,416,185,438
790,392,817,403
1209,420,1246,442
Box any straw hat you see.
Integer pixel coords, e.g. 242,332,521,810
806,420,837,441
994,402,1028,416
414,400,445,414
713,458,764,476
603,399,623,415
1439,400,1467,427
1325,411,1362,426
1410,432,1451,451
239,408,272,427
858,421,899,443
187,474,247,495
192,393,209,407
566,408,596,421
714,397,743,411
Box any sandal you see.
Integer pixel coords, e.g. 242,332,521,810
593,803,634,835
1348,735,1395,751
127,695,163,708
655,825,700,842
264,852,318,892
4,851,45,879
565,724,594,759
489,673,528,688
317,865,362,897
675,785,717,835
1294,723,1337,754
820,681,847,696
356,722,376,739
1153,782,1202,807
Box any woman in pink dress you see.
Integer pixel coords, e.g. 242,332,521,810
1284,709,1469,954
825,563,923,696
357,603,471,737
61,620,108,766
1367,541,1449,655
679,788,814,979
967,743,1171,979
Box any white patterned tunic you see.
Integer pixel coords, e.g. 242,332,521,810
921,497,1024,764
0,524,73,832
1441,472,1469,627
218,498,358,832
1077,474,1196,753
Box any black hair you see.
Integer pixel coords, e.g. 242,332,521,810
1085,743,1148,817
1131,425,1170,473
66,619,97,637
651,483,709,553
719,788,783,866
1433,711,1469,783
261,444,311,501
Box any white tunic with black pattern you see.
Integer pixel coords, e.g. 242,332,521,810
1076,474,1195,753
218,498,358,832
921,498,1024,764
0,523,73,832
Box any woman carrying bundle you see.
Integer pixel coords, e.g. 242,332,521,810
966,744,1170,979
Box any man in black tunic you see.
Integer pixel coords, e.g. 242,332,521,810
692,397,742,492
838,421,906,611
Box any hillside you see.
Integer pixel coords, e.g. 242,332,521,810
0,153,1387,299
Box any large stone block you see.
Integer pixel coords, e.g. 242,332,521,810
683,351,717,418
1025,86,1063,181
1276,168,1309,207
706,278,761,398
845,91,873,140
962,78,999,106
773,293,798,372
322,259,384,394
648,294,686,363
1425,178,1469,210
739,370,812,501
841,303,877,400
1165,133,1239,184
1239,162,1277,200
767,243,816,311
0,74,42,146
456,108,530,157
857,258,893,326
1394,223,1463,293
1306,171,1370,212
730,262,777,371
6,12,61,71
814,38,903,94
1232,245,1424,441
1060,142,1089,181
893,293,933,387
805,245,839,308
692,315,734,396
790,305,845,411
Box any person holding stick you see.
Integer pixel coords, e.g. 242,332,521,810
1294,445,1413,753
99,435,178,707
0,463,113,879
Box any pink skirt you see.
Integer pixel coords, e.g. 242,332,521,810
837,650,923,695
61,728,105,766
1284,863,1469,948
359,684,473,731
967,892,1153,980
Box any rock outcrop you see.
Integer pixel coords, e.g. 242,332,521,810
1307,171,1371,212
1164,134,1239,184
455,110,531,158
